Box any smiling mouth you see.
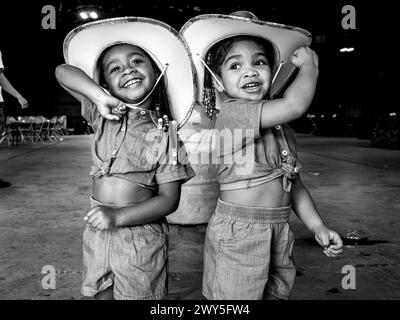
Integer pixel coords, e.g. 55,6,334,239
242,82,261,91
122,78,143,88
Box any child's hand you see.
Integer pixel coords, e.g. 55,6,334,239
95,94,127,121
314,225,343,257
84,206,117,230
290,47,319,70
17,96,29,109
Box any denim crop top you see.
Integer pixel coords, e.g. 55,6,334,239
215,99,302,192
81,97,195,188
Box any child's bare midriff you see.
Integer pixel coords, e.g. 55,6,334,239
93,175,154,206
220,177,291,208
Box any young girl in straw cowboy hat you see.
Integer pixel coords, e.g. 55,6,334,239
181,11,343,300
56,17,195,300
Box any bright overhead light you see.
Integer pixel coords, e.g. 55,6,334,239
340,47,355,53
79,12,89,19
89,11,98,19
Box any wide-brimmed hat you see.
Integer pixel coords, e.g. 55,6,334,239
180,11,312,100
63,17,196,129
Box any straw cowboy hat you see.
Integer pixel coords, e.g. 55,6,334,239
180,11,312,103
63,17,197,129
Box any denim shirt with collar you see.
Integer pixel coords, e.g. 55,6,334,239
215,98,302,192
81,97,195,188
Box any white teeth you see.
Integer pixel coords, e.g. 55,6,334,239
123,79,141,88
244,83,260,88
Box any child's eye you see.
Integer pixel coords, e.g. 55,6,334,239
110,66,120,73
229,63,240,70
131,59,143,65
255,60,267,66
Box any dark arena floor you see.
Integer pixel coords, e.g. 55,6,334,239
1,134,399,300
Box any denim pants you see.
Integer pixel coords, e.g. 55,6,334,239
203,199,296,300
81,197,169,300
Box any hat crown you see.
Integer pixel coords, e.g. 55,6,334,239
229,11,259,20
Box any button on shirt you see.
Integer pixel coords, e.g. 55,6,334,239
81,97,195,187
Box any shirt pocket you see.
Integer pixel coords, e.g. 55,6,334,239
124,128,161,170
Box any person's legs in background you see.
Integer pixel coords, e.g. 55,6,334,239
0,102,12,188
0,102,6,135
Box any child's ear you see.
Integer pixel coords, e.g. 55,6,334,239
98,79,108,89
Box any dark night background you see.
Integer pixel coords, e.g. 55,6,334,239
0,0,398,138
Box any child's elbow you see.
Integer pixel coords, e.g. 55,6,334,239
55,64,75,82
170,191,182,213
55,64,66,82
169,195,181,213
158,182,182,213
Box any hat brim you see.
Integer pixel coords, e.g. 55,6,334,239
180,14,312,98
64,17,197,129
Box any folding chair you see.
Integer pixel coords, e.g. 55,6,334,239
18,116,33,143
5,116,20,146
57,115,67,137
0,119,11,145
26,116,36,143
40,116,51,141
32,116,45,143
49,116,61,141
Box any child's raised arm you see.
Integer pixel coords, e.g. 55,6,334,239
55,64,125,120
260,47,319,128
